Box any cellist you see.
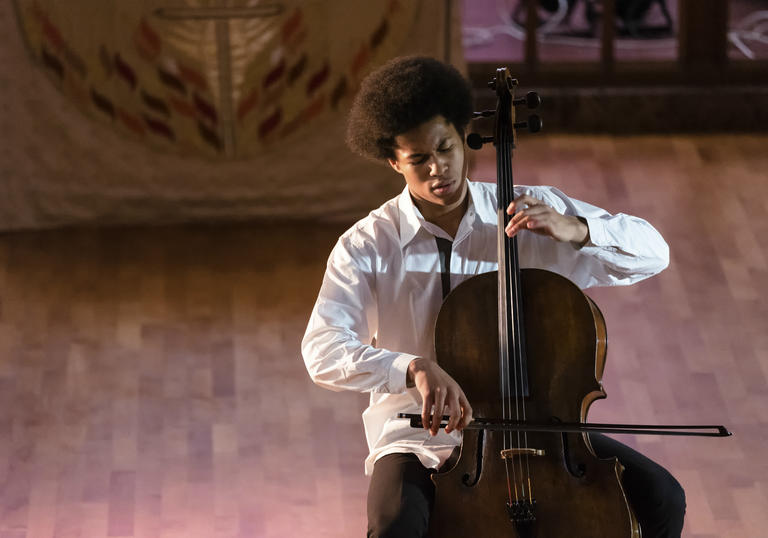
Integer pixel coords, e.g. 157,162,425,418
302,56,685,537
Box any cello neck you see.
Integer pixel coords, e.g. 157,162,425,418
493,68,528,400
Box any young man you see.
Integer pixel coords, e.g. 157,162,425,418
302,56,685,537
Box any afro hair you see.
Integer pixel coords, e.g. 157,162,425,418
345,56,473,161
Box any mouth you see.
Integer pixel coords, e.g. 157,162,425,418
431,180,453,196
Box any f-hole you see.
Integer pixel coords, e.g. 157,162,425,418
462,429,485,487
561,429,587,478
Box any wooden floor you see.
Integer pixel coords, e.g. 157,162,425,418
0,133,766,537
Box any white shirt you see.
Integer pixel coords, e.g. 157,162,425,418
302,179,669,475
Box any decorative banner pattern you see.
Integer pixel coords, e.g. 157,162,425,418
15,0,420,158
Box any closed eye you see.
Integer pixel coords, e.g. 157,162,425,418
408,144,452,165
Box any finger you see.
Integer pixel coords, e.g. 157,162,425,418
431,387,447,436
506,205,554,237
507,213,533,234
519,205,552,217
421,392,433,431
512,194,543,209
506,197,537,215
506,215,531,237
507,198,533,217
457,394,473,431
518,207,558,231
525,212,557,232
444,397,460,434
508,205,549,228
509,209,530,224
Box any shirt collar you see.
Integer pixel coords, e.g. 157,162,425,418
397,179,477,249
397,185,424,249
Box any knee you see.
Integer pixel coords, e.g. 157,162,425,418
651,469,686,519
628,462,685,509
630,469,686,537
665,474,687,521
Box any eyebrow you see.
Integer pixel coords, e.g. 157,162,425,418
404,137,450,160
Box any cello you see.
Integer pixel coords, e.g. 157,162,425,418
398,68,730,537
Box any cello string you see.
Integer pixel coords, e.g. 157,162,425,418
503,125,526,499
510,178,534,502
496,112,514,506
513,230,535,502
498,132,515,504
499,199,515,505
498,123,520,504
502,125,527,501
505,103,534,502
505,461,517,503
497,145,509,436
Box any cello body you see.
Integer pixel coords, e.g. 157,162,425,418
428,268,640,537
415,66,727,537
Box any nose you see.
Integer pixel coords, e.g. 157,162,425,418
428,154,446,177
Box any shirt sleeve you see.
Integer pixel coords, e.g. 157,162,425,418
301,233,417,394
518,185,670,289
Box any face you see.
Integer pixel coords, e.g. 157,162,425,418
388,115,468,218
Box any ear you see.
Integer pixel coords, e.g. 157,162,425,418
388,157,403,175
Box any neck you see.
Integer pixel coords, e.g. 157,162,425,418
413,182,469,239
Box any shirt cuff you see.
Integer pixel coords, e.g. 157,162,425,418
388,353,420,394
579,216,608,248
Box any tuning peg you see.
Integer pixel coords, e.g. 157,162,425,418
472,110,495,119
513,114,542,133
513,91,541,109
466,133,494,150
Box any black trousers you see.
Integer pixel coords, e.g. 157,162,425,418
367,434,686,538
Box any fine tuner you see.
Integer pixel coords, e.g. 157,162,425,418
467,90,543,149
